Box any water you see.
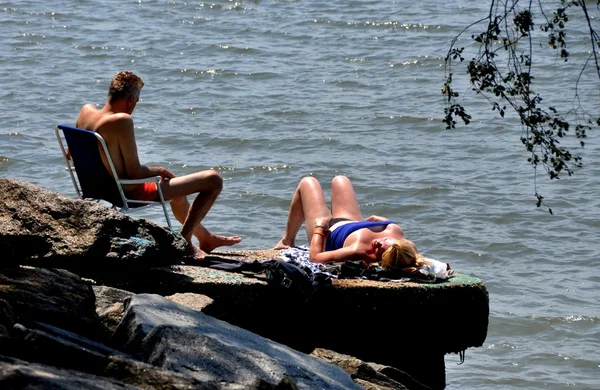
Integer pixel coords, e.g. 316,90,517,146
2,1,599,388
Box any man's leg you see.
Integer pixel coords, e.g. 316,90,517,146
273,176,331,249
160,169,241,259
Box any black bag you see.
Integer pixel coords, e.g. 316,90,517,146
264,261,316,303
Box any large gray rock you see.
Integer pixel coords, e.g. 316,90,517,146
2,320,297,390
93,286,215,335
0,178,188,267
112,294,362,390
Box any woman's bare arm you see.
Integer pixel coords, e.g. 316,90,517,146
310,244,360,263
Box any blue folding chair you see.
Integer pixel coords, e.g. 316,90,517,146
55,124,172,228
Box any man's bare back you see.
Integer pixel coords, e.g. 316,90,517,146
76,104,143,191
75,71,241,259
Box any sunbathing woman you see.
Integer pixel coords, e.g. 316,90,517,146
273,175,430,270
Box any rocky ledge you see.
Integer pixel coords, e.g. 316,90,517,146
0,178,489,389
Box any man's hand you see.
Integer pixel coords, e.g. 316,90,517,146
158,167,176,180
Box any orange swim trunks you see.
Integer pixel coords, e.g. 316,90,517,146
126,182,158,201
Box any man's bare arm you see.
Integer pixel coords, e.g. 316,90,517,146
117,116,174,180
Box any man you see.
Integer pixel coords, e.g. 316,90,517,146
75,70,241,259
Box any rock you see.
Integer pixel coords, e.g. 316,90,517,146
94,285,134,312
112,293,362,390
0,355,140,390
0,352,240,389
1,312,301,389
166,292,214,312
93,285,134,334
0,266,107,341
93,287,215,334
311,348,431,390
9,321,130,373
0,177,188,268
103,355,273,389
0,299,15,336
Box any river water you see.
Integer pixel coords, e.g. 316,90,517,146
1,1,599,388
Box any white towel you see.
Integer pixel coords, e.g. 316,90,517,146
419,258,454,281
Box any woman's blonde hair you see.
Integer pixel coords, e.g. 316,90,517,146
381,239,425,270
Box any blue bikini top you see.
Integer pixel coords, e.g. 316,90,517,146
325,220,395,251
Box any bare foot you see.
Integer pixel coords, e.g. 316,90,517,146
198,234,242,253
272,238,294,250
187,244,208,261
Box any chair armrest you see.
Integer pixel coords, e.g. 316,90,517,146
119,176,162,185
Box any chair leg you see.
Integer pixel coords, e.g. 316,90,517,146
156,186,172,229
162,203,173,229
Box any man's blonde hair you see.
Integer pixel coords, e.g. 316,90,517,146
108,71,144,102
381,239,425,270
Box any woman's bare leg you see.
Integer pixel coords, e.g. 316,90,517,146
330,175,363,220
273,176,332,249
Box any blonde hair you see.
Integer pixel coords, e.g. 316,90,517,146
381,239,425,270
108,71,144,102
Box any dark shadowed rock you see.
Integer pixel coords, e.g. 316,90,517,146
112,294,362,390
0,178,188,268
0,266,107,341
0,355,141,390
0,299,15,336
0,354,247,390
311,348,434,390
8,321,129,374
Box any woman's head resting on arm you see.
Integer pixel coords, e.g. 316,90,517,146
380,239,425,270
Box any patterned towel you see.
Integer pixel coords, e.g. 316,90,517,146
279,246,326,275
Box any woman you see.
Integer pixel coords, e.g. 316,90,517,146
273,175,428,270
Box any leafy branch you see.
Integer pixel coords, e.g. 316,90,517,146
443,0,600,213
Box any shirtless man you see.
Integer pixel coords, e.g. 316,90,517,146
75,70,241,259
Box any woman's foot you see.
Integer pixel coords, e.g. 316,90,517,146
198,234,242,253
272,237,294,250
